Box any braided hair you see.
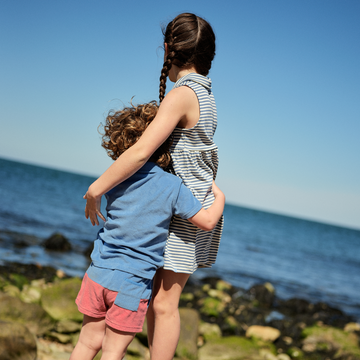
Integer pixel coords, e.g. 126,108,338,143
159,13,216,102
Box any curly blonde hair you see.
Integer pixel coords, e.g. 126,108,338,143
101,101,172,169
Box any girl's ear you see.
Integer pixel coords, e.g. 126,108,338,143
164,43,169,58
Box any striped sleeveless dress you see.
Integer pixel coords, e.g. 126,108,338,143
163,73,224,274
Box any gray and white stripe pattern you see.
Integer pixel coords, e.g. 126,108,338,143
163,73,224,274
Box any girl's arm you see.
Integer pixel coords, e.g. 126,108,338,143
188,181,225,231
85,86,198,225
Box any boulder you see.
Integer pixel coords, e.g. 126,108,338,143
126,336,149,359
344,322,360,332
0,292,55,335
42,233,71,251
0,320,37,360
199,296,225,318
20,284,42,303
177,308,199,360
301,324,360,358
215,279,232,292
279,298,313,315
246,325,281,342
198,335,275,360
199,322,222,342
46,331,72,344
41,277,83,321
55,319,82,334
247,283,275,308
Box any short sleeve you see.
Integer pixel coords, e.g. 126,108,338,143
174,182,202,219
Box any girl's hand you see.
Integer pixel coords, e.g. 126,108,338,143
83,190,106,226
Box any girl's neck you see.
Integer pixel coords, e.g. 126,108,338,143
171,65,198,82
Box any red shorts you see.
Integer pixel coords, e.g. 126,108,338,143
76,273,148,333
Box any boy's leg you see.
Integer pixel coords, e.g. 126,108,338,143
101,325,135,360
70,315,105,360
147,268,190,360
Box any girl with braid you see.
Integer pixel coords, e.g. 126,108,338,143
84,13,223,359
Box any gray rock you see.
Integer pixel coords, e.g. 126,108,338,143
0,292,55,335
199,322,222,341
0,320,37,360
177,308,199,360
55,319,82,334
198,335,270,360
246,325,281,342
41,278,83,321
42,233,71,251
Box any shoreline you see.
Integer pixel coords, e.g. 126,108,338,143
1,227,360,323
1,261,360,360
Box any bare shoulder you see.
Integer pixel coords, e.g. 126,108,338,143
165,85,197,103
163,86,199,128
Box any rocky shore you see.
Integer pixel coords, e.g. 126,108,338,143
0,232,360,360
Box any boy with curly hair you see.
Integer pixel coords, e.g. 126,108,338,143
70,101,225,360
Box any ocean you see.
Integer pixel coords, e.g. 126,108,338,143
0,157,359,321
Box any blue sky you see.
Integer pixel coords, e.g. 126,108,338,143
1,0,359,229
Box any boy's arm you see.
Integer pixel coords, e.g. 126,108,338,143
84,87,195,226
188,181,225,231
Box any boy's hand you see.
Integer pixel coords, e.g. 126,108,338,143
212,180,223,198
84,190,105,226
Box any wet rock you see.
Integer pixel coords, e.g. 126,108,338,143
20,283,42,303
247,282,275,308
301,324,360,359
286,346,303,359
127,336,149,359
278,298,314,315
277,354,291,360
0,292,55,335
177,308,199,360
246,325,281,342
41,277,83,321
199,322,222,342
43,233,71,251
36,337,74,360
0,262,59,283
46,331,72,344
198,335,275,360
198,296,226,318
0,320,37,360
233,306,266,329
55,319,82,334
215,279,232,292
344,322,360,333
3,284,21,297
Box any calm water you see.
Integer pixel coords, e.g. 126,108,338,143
0,157,359,320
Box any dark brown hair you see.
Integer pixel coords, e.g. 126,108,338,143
101,101,171,168
159,13,216,102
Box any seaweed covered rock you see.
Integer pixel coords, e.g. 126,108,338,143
0,293,55,335
41,277,82,321
177,308,200,360
301,324,360,359
42,232,72,251
246,282,275,308
198,335,276,360
0,320,37,360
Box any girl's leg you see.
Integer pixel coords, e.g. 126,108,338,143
70,315,105,360
147,268,190,360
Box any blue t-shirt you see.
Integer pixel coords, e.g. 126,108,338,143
90,162,202,280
